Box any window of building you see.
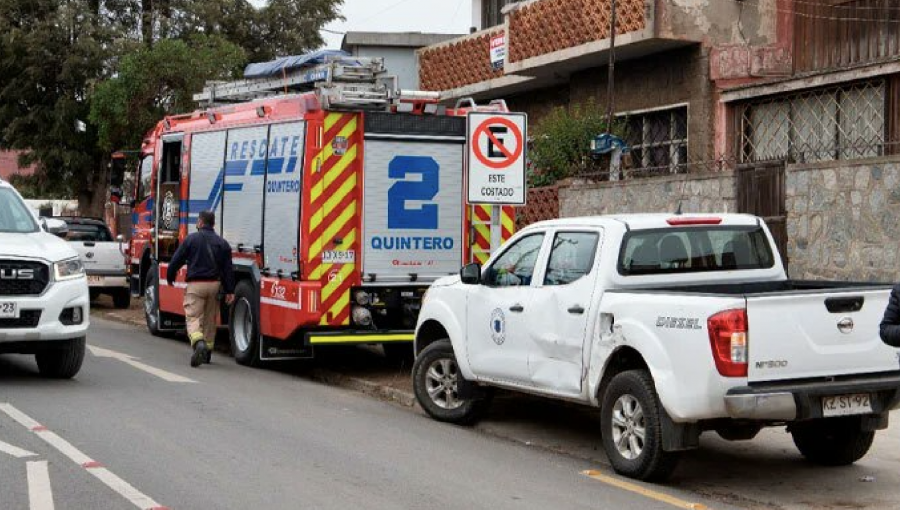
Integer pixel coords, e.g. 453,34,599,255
738,80,886,163
619,105,688,176
482,0,522,29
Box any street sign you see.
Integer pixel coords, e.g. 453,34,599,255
466,112,527,205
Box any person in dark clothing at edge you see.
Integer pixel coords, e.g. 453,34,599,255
167,210,236,367
879,284,900,347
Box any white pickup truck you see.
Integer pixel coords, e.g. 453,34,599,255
413,214,900,481
56,217,130,309
0,178,89,378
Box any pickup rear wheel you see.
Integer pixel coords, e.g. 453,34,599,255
413,340,490,425
112,289,131,309
791,417,874,466
601,370,680,482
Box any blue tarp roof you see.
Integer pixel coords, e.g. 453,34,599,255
243,49,353,79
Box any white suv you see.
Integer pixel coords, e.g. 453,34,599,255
0,178,89,378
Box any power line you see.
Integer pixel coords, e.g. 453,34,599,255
727,0,900,23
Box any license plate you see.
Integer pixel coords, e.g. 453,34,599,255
0,302,19,319
88,276,104,285
822,393,873,417
322,250,356,265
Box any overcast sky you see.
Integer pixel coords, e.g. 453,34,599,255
249,0,472,52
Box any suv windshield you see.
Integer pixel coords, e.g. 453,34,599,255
619,226,774,275
0,187,39,234
64,222,113,242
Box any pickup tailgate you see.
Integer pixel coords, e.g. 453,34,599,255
746,288,897,383
74,241,125,274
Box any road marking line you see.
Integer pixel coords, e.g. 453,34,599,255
581,470,709,510
88,345,197,383
1,404,166,510
27,460,55,510
0,439,37,458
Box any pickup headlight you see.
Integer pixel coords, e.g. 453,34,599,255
55,257,85,281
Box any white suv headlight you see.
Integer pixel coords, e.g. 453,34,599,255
55,257,85,281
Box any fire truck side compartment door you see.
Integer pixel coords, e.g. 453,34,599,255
263,121,306,276
222,126,269,250
187,130,228,231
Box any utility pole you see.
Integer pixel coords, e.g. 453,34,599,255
606,0,617,130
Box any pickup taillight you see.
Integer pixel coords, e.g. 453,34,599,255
707,309,748,377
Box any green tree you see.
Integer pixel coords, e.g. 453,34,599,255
0,0,112,215
528,101,620,187
90,35,246,154
0,0,342,216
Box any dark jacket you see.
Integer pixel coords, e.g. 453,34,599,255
166,226,235,294
879,284,900,347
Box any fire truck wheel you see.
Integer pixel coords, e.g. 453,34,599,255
383,342,414,368
230,280,261,366
144,266,163,337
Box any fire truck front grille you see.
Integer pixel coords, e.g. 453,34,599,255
0,260,51,296
364,112,466,138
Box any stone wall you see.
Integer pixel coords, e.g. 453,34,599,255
785,157,900,283
559,171,736,217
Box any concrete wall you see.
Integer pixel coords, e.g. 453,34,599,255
658,0,779,46
557,155,900,283
349,46,420,90
559,171,736,217
785,157,900,283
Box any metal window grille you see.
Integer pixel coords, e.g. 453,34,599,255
619,106,688,175
737,80,886,164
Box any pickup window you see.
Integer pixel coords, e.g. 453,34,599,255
65,223,113,242
485,233,544,287
618,226,774,275
544,232,599,286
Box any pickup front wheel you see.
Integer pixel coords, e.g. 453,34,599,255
791,417,874,466
601,370,680,482
413,340,490,425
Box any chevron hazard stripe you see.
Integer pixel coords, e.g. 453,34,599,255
305,112,362,327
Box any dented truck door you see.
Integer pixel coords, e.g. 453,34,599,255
526,229,603,395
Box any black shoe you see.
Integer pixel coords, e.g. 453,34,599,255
204,348,212,364
191,342,209,368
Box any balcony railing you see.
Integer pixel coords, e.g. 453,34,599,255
418,0,652,94
419,28,505,92
507,0,646,64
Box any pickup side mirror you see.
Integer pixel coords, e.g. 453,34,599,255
460,263,482,285
42,218,68,238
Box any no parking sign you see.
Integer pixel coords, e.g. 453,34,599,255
466,112,527,205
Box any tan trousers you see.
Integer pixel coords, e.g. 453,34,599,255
184,282,220,349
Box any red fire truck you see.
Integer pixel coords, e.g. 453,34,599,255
124,54,519,365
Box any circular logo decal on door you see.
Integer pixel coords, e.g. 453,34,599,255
162,191,177,230
490,308,506,345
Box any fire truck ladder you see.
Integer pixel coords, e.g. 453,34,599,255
193,56,396,109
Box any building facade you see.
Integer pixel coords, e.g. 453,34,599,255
419,0,900,280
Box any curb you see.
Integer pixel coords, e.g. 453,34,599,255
308,369,417,408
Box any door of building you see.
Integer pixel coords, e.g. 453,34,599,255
736,162,788,269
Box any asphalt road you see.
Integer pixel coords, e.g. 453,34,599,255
0,318,733,510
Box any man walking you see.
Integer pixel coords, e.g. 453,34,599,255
167,210,235,367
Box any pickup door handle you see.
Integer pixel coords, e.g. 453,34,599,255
825,296,865,313
568,305,585,315
509,304,524,313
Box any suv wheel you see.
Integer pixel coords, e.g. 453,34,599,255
413,340,491,425
600,370,680,481
35,337,86,379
